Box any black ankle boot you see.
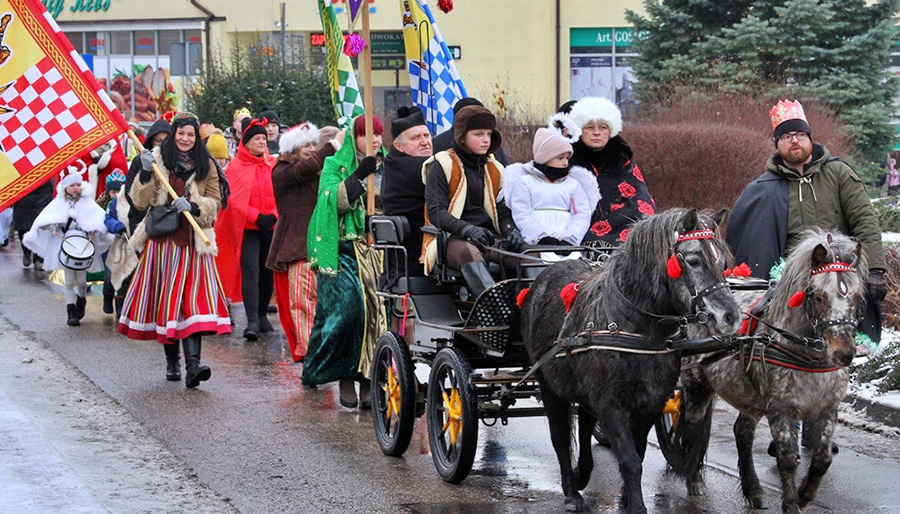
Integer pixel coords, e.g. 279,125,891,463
164,343,181,381
75,295,87,320
103,294,114,314
182,336,211,388
243,321,260,341
114,296,124,319
66,304,80,326
258,315,274,333
339,377,358,408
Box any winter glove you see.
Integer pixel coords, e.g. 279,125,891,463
461,225,495,247
111,220,126,234
502,228,524,252
172,197,191,213
353,156,378,181
868,269,887,302
256,213,277,231
139,149,155,172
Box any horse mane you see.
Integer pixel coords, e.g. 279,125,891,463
575,208,719,331
767,228,868,328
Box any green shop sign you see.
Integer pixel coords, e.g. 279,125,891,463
43,0,111,19
570,27,648,54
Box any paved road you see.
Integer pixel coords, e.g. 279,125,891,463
2,241,900,513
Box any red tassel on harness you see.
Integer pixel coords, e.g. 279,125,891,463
788,291,806,308
560,283,580,314
667,254,682,279
516,288,530,309
733,263,752,277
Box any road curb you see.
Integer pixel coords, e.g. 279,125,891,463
844,394,900,430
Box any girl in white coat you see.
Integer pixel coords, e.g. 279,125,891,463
500,127,600,246
23,171,110,326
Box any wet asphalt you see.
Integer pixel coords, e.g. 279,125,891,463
2,240,900,513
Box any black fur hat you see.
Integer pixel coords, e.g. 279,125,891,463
390,106,427,139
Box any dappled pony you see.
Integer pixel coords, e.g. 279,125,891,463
670,229,865,514
520,208,742,513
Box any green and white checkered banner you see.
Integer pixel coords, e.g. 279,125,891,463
318,0,366,128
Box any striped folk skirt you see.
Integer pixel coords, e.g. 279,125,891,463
273,260,317,363
118,238,232,343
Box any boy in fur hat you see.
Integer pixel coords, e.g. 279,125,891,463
422,105,523,296
23,171,111,326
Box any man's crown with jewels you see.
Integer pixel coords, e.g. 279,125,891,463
769,100,808,130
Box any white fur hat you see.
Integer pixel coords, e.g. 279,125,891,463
59,170,83,190
569,97,623,138
279,122,320,155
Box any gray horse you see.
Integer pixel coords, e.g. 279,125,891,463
521,208,742,513
667,229,865,513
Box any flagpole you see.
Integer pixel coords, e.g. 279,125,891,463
125,129,211,247
361,2,375,219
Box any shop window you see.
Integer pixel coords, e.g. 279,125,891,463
159,30,182,58
134,31,155,56
109,31,131,55
85,31,107,56
66,32,85,54
569,27,642,116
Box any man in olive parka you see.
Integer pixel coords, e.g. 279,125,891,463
727,99,886,340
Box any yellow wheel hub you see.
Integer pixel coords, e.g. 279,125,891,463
662,390,682,431
382,362,401,421
441,386,463,445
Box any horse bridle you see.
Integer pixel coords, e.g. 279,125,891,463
604,227,728,335
802,235,861,337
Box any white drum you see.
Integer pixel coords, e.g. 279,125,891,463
59,235,95,270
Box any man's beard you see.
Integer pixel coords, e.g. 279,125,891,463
779,144,812,166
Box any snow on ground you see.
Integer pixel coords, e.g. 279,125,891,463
851,328,900,401
883,232,900,243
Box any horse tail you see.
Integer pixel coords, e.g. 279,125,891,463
658,367,715,481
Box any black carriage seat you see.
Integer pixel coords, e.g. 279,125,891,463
369,216,444,295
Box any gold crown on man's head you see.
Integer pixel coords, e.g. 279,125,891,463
233,107,251,121
769,99,808,130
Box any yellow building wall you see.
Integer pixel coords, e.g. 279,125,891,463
53,0,647,115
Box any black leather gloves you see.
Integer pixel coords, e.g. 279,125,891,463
868,269,887,302
461,225,495,247
503,229,524,252
353,156,378,181
256,213,277,231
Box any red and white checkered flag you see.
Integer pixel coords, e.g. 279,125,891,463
0,0,129,210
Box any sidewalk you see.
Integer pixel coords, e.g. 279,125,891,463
0,314,236,514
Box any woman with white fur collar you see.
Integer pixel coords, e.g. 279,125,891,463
566,97,656,246
23,171,111,326
118,111,231,389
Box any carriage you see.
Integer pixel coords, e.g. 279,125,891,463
366,212,862,514
365,214,606,483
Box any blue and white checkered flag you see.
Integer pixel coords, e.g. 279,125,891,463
400,0,467,136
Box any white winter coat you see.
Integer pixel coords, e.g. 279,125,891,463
499,163,599,245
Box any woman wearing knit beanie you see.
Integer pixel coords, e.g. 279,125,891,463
214,117,279,341
206,130,230,169
568,96,656,246
499,127,599,247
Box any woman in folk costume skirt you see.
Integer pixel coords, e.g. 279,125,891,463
302,115,387,409
267,123,343,363
23,171,111,326
118,112,231,389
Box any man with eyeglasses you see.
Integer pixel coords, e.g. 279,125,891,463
727,99,886,334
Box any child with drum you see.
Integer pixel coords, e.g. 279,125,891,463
23,171,111,326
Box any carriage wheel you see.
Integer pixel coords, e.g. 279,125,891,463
426,347,478,484
654,390,683,463
371,331,416,457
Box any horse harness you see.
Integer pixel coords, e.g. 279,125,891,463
698,234,859,374
504,228,733,397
